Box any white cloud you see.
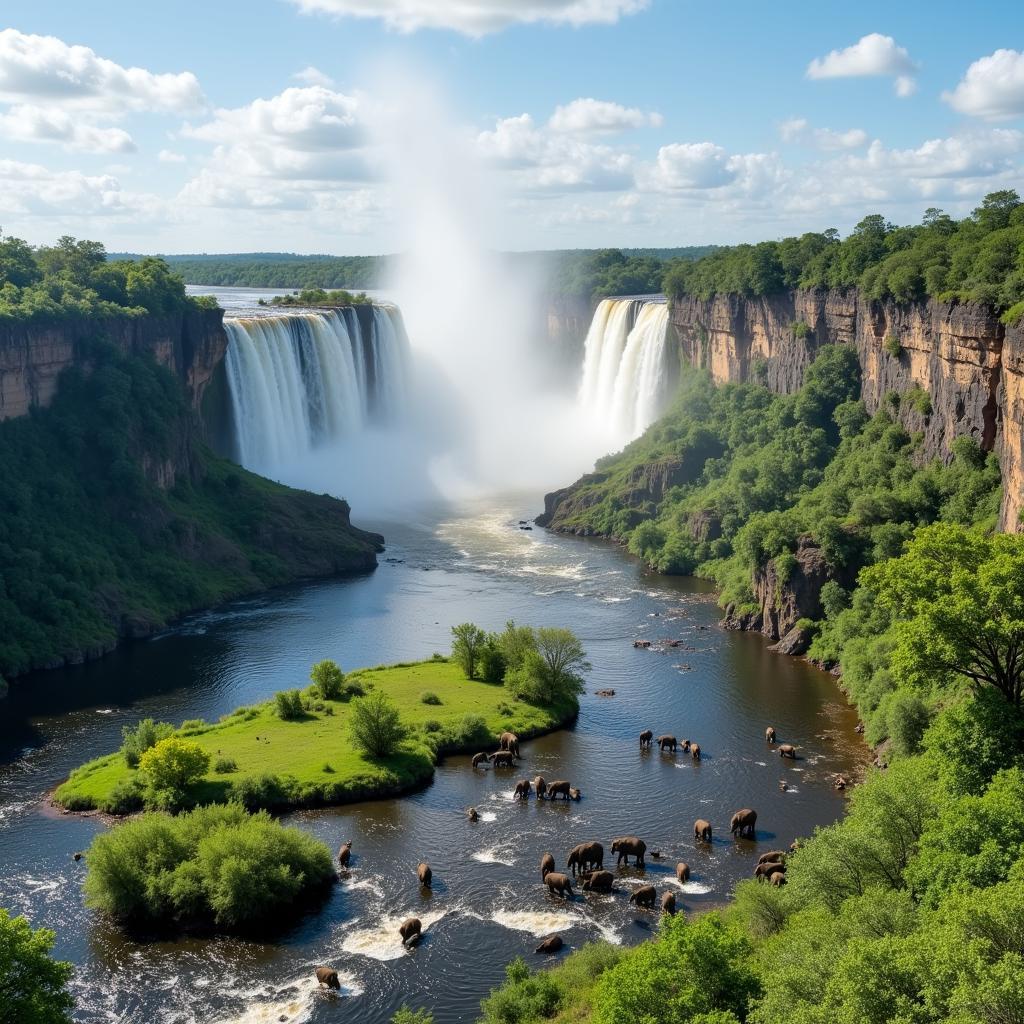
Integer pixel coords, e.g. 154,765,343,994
287,0,649,36
779,117,868,151
547,97,661,134
158,149,186,163
807,33,917,97
647,142,736,189
943,49,1024,121
0,158,160,218
0,104,135,153
293,65,334,87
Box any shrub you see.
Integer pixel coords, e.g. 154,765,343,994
82,804,334,930
792,321,811,339
451,622,487,679
274,689,304,720
310,659,346,700
120,718,174,768
231,772,296,810
214,757,238,774
883,333,902,357
137,736,210,806
99,778,144,815
392,1008,434,1024
0,908,74,1024
179,719,206,733
478,638,507,683
420,691,442,705
902,385,932,416
349,691,405,759
322,762,335,773
449,713,490,747
422,719,443,733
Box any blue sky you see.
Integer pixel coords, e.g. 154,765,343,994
1,0,1023,253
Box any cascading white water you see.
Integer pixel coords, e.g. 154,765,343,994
223,305,410,471
577,297,672,443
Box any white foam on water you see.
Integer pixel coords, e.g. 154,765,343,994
791,767,805,772
341,907,449,961
783,786,800,794
341,876,386,899
96,709,115,715
755,761,767,767
679,880,713,895
478,811,498,822
214,972,362,1024
472,847,516,866
490,908,575,936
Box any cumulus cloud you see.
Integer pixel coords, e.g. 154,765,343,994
779,118,868,151
293,65,334,87
646,142,736,189
286,0,649,36
0,104,135,153
807,33,917,97
943,49,1024,121
0,158,160,218
547,97,662,134
158,149,186,163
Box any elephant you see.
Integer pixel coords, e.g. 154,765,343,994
533,776,547,799
499,732,521,759
472,752,490,769
467,807,479,822
569,787,582,801
513,779,532,800
544,871,574,898
661,891,677,915
611,836,647,867
694,819,712,842
769,870,787,887
628,884,657,908
417,862,432,888
567,841,604,876
730,808,757,839
754,861,784,881
765,726,776,743
691,744,702,761
681,739,692,753
540,852,555,881
581,869,615,893
535,935,564,954
337,841,352,867
675,862,691,883
546,780,572,800
757,850,786,865
491,750,516,768
315,967,341,989
657,735,677,753
399,917,422,945
639,729,654,748
778,744,797,759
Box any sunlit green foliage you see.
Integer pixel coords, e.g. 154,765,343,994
265,287,371,307
0,908,74,1024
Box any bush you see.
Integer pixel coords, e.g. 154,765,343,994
420,691,442,705
392,1009,434,1024
448,713,490,747
120,718,174,768
349,691,404,759
99,778,144,815
451,622,487,679
883,333,902,357
274,690,304,720
231,772,296,810
310,659,346,700
138,736,210,807
0,908,74,1024
792,321,811,339
179,719,206,733
214,757,238,774
422,719,443,733
82,804,334,930
478,638,507,683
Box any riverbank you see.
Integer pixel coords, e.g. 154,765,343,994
53,658,577,814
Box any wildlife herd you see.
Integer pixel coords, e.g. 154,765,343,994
314,720,833,987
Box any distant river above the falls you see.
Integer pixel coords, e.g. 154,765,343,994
0,496,866,1024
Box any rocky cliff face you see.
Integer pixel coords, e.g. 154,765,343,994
0,307,226,422
669,288,1022,530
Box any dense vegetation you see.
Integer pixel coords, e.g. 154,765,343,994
0,340,380,681
83,804,335,931
0,909,74,1024
547,247,715,302
0,235,214,322
55,653,578,813
263,287,372,307
663,190,1024,320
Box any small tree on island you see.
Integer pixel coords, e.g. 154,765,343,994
138,736,210,807
451,622,487,680
350,691,405,759
310,659,346,700
0,909,74,1024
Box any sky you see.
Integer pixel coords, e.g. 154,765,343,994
1,0,1023,254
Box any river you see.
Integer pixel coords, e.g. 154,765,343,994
0,496,865,1024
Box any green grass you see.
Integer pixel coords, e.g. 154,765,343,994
55,659,575,812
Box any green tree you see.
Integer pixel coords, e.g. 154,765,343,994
391,1008,434,1024
120,718,175,768
137,736,210,797
349,691,404,759
0,909,74,1024
451,622,487,680
534,627,590,704
309,659,346,700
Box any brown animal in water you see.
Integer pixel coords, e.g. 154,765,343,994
399,917,422,945
546,780,572,800
540,852,555,881
337,841,352,868
567,841,604,876
544,871,574,898
675,862,691,883
754,861,784,881
657,735,677,753
681,739,691,753
779,780,789,792
467,807,479,822
765,726,776,743
72,852,83,862
835,775,847,791
491,750,515,768
568,787,582,801
611,836,647,867
778,744,797,759
633,639,651,649
472,752,490,769
691,744,702,761
535,935,564,954
315,967,341,989
581,869,615,893
533,775,547,799
629,884,657,909
639,729,653,748
499,732,521,759
661,891,677,915
769,870,786,887
694,819,712,842
417,862,432,888
757,850,786,865
513,779,532,800
730,808,757,839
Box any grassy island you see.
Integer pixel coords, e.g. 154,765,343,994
55,654,578,814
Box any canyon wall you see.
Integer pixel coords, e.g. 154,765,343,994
669,288,1024,531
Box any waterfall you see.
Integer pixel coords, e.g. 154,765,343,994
577,298,673,442
223,305,410,471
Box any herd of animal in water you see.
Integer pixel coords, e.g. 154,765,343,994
313,724,853,990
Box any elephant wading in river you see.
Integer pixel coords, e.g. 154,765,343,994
657,735,677,753
629,884,656,909
491,750,515,768
639,730,653,748
337,841,352,868
417,862,432,888
778,744,797,759
567,841,604,876
758,850,786,865
540,852,555,881
581,869,615,893
691,744,702,761
546,780,572,800
675,862,690,883
533,776,547,799
513,779,532,800
754,860,784,880
765,726,776,744
400,918,422,945
730,808,757,839
499,732,521,759
536,935,564,954
544,872,574,898
472,752,490,769
611,836,647,867
694,819,712,842
661,891,677,915
315,967,341,990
